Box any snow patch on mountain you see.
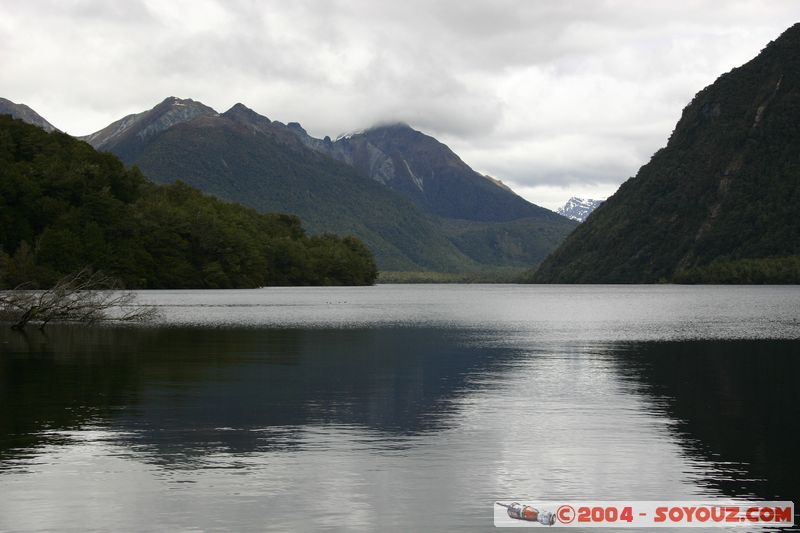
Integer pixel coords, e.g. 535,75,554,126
557,197,604,222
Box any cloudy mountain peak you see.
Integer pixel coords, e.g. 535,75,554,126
367,121,412,131
282,118,565,223
331,122,414,142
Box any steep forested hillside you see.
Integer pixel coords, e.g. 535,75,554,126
532,23,800,283
0,116,377,288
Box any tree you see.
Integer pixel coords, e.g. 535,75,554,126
0,267,159,331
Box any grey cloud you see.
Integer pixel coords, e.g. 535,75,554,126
1,0,153,22
1,0,798,203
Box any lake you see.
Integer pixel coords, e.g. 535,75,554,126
1,285,798,531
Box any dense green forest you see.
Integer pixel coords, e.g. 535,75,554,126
672,256,800,284
0,115,377,288
530,23,800,284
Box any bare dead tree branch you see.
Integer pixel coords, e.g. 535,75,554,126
0,268,159,330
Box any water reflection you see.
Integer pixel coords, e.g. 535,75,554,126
1,324,798,531
1,326,527,463
609,340,800,507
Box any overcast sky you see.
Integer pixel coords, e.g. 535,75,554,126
1,1,797,209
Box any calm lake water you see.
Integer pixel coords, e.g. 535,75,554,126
1,285,798,531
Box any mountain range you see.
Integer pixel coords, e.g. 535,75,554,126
286,121,552,222
75,97,576,273
12,24,797,284
532,23,800,283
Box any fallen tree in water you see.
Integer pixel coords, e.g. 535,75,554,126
0,268,159,331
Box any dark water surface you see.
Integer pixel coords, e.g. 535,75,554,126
0,285,798,531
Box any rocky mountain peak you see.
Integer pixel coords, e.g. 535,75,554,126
223,103,272,132
557,197,604,222
83,97,216,150
286,122,307,135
